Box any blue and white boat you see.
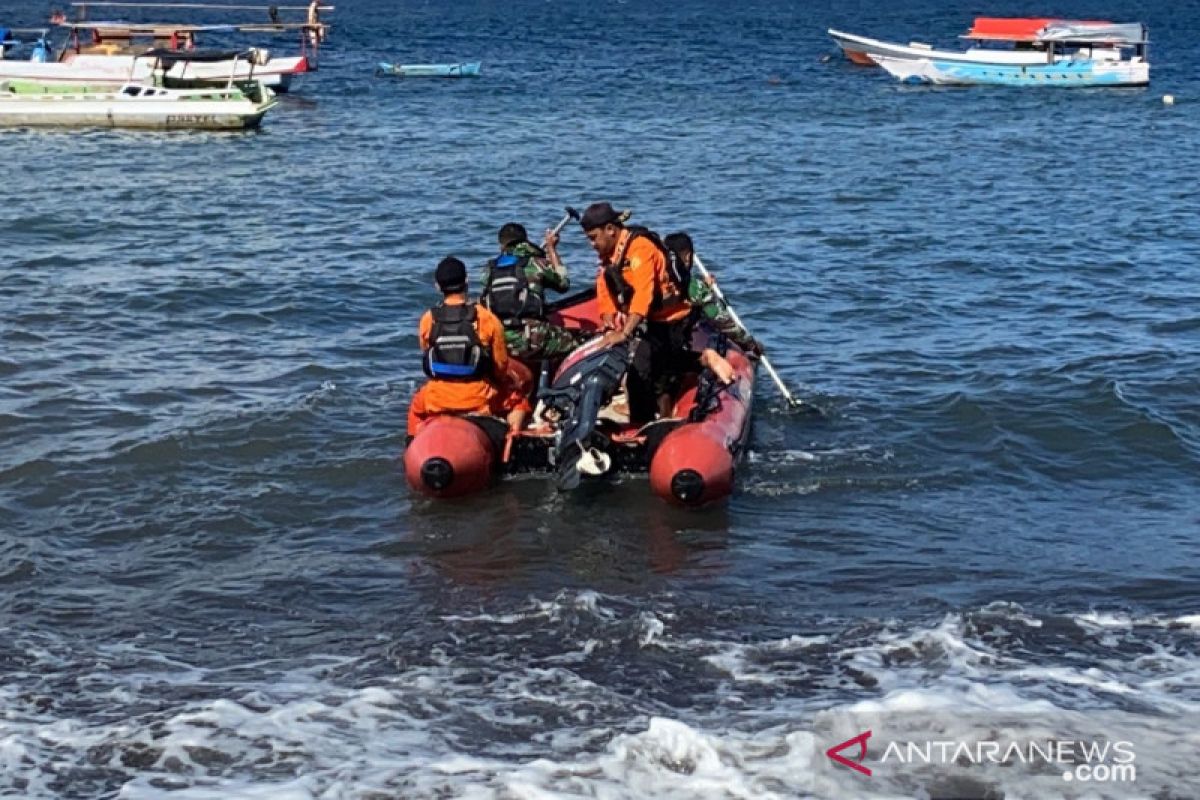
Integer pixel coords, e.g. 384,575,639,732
376,61,481,78
868,20,1149,87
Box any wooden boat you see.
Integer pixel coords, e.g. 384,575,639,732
403,288,757,507
0,52,277,129
376,61,481,78
0,23,311,91
830,19,1149,87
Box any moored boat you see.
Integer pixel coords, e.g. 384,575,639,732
830,18,1149,87
0,53,277,129
0,22,310,92
403,288,756,507
376,61,481,78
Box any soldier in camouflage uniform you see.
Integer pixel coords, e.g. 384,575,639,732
480,223,581,362
663,232,765,358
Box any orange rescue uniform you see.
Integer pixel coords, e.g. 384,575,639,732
407,301,531,435
595,230,691,324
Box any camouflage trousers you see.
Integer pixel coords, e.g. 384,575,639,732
504,320,582,361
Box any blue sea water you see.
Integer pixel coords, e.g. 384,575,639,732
1,0,1199,797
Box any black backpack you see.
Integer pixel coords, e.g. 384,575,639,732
481,252,545,328
422,303,492,381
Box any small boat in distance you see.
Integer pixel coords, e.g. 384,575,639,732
376,61,481,78
830,18,1149,87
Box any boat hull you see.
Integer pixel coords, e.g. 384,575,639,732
377,61,481,78
827,28,1049,67
0,54,306,92
0,85,276,129
873,53,1149,86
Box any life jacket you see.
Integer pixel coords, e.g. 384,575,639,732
421,302,492,381
481,251,545,328
603,226,691,313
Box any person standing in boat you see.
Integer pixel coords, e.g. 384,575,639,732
662,231,765,359
306,0,324,46
582,202,733,424
480,222,579,365
407,257,531,437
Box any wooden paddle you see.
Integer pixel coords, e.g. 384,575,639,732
692,253,806,409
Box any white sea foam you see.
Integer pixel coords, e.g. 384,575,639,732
3,602,1199,799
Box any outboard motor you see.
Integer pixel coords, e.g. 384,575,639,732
538,341,630,490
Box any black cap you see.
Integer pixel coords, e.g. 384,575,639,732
580,201,623,231
664,231,693,254
435,256,468,292
498,223,528,249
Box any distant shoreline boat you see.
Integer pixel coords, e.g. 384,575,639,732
0,50,278,129
376,61,481,78
0,22,311,92
829,18,1149,87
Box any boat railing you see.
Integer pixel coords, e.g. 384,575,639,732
131,46,268,97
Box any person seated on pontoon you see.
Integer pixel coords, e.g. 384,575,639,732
662,232,764,359
407,257,531,437
480,222,580,365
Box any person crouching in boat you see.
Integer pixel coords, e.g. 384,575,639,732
662,232,765,359
582,202,734,425
481,222,580,365
407,257,532,437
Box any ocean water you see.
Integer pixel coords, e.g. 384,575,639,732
2,0,1199,797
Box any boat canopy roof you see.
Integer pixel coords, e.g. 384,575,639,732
962,17,1146,45
138,46,250,62
962,18,1060,41
66,21,238,33
1037,21,1147,45
62,20,322,34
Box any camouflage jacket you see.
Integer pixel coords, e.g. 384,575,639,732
687,277,757,351
480,241,570,299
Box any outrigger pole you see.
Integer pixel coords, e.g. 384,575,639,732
68,3,335,10
691,253,805,409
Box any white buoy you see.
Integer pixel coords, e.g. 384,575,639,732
1163,94,1175,105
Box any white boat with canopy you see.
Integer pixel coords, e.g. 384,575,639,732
0,22,310,91
830,18,1149,87
0,49,278,128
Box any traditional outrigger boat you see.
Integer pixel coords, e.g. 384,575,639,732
376,61,481,78
0,22,312,91
403,287,757,507
830,18,1150,87
0,49,277,129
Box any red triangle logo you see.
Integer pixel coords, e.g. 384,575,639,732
826,730,872,776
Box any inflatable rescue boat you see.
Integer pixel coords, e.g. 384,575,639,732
403,289,755,507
